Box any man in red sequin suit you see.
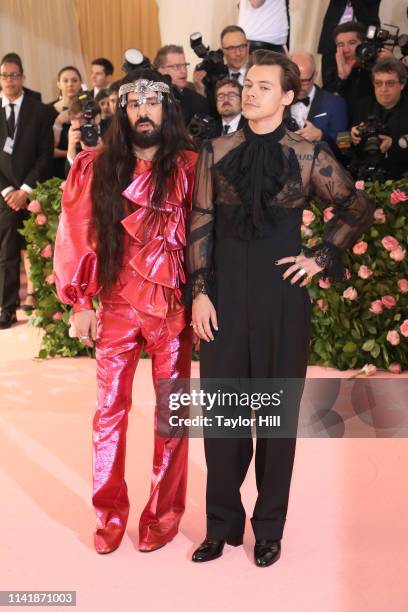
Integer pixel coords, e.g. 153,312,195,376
54,69,197,554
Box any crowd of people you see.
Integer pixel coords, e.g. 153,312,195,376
0,0,402,568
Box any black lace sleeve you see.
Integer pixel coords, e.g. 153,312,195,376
306,142,373,280
184,141,215,305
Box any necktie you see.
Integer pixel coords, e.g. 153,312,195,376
222,124,230,135
298,96,310,107
231,72,241,81
7,103,16,138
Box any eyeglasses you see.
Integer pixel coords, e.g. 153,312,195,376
127,98,161,109
222,44,248,53
164,63,190,71
373,79,400,88
0,72,22,80
216,92,240,101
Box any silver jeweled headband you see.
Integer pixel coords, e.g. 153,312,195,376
118,79,170,107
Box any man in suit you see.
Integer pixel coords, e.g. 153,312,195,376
290,51,348,153
154,44,209,126
89,58,114,99
0,57,53,328
214,77,247,136
318,0,381,89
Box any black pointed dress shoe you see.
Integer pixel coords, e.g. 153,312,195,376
192,534,243,563
254,539,281,567
0,311,17,329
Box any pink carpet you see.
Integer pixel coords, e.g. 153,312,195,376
1,309,407,612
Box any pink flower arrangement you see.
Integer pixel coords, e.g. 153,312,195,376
369,299,383,314
390,247,406,262
344,268,351,280
343,286,357,300
381,295,396,309
27,199,42,213
358,265,373,279
59,181,66,191
388,363,401,374
389,189,408,205
35,214,47,225
381,235,399,252
400,320,408,337
318,278,331,289
302,209,315,226
316,298,328,311
373,208,386,223
301,224,313,237
386,330,400,346
355,180,365,190
45,273,55,285
361,364,377,376
397,279,408,293
40,244,53,258
52,312,63,321
323,207,334,223
352,241,368,255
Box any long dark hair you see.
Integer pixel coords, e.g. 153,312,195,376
90,68,193,290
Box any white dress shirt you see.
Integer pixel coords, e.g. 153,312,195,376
290,85,316,130
222,112,243,134
1,92,33,198
228,66,247,86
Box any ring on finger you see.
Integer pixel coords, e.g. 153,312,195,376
298,268,307,276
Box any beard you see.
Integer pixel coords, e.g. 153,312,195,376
131,116,162,148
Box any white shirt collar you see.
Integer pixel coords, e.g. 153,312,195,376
222,112,242,133
1,92,24,109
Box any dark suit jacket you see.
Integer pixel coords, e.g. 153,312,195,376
23,86,42,101
318,0,381,55
173,86,210,126
307,86,348,151
214,114,247,137
0,95,54,195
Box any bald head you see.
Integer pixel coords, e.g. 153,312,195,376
291,52,316,98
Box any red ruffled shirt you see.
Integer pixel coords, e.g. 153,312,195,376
54,149,197,337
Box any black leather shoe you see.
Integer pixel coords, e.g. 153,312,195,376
192,534,243,563
254,539,281,567
0,311,17,329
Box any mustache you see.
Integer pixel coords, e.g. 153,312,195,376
134,116,156,128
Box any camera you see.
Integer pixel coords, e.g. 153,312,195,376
77,92,100,147
188,113,219,146
190,32,228,87
122,48,151,74
357,115,388,156
356,24,408,68
349,115,388,181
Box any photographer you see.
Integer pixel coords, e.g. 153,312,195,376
193,26,249,114
350,57,408,180
66,98,102,176
154,44,209,125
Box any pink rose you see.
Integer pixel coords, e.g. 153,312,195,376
352,241,368,255
316,298,328,311
301,224,313,237
27,199,42,213
400,320,408,337
355,180,365,190
35,213,47,225
343,286,358,300
381,295,396,309
362,364,377,376
388,363,402,374
358,265,373,280
386,330,400,346
323,207,334,223
45,273,55,285
302,209,315,226
59,181,67,191
344,268,351,280
40,244,53,258
397,279,408,293
52,312,63,321
369,299,383,314
373,208,386,224
390,247,406,262
382,236,399,252
319,278,331,289
390,189,408,205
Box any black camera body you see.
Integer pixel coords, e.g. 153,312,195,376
78,92,100,147
190,32,229,87
357,114,388,156
350,115,388,181
188,113,219,146
356,24,408,68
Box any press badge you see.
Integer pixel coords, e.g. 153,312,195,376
3,137,14,155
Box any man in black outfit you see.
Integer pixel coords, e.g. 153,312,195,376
154,44,209,126
350,57,408,180
318,0,380,89
0,57,53,329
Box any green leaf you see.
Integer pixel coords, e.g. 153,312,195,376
362,339,375,351
343,342,357,353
